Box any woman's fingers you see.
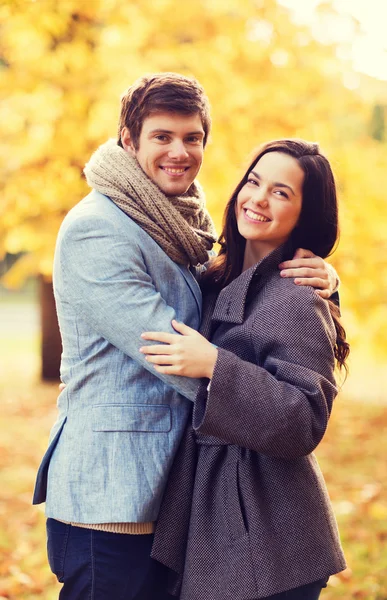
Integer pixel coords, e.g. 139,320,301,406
171,319,194,335
145,354,175,365
140,344,173,355
141,331,177,343
153,365,179,375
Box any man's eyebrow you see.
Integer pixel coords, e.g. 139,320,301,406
148,129,204,136
250,170,296,196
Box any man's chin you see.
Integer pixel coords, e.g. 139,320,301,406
159,180,193,197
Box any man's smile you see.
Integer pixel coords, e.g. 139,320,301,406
160,166,190,176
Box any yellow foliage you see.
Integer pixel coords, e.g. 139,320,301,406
0,0,386,354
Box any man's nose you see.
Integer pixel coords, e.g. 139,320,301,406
168,140,189,160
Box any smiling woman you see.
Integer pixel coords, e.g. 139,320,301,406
142,138,350,600
236,151,304,270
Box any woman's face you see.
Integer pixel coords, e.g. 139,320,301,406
236,151,304,261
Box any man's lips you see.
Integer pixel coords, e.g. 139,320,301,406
160,166,190,176
244,208,271,223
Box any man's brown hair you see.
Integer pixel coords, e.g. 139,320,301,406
117,72,211,150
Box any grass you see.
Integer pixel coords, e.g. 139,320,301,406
0,330,386,599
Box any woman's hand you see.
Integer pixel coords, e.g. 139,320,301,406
140,320,218,379
278,248,339,299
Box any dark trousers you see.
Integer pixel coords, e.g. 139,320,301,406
46,518,173,600
264,578,328,599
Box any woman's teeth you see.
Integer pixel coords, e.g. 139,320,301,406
245,209,270,222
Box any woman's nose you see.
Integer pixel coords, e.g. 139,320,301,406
251,187,269,207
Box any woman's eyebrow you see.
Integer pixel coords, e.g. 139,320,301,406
250,170,295,196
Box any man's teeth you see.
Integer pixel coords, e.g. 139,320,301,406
163,167,186,174
246,209,270,222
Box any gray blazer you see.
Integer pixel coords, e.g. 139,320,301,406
33,190,202,523
152,244,346,599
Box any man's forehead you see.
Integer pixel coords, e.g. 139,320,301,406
142,111,204,132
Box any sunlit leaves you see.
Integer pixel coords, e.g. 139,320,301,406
0,0,386,356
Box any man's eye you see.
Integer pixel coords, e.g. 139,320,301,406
186,136,201,144
155,135,168,141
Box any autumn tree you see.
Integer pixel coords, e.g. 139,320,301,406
1,0,386,377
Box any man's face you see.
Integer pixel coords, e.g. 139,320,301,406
121,112,205,196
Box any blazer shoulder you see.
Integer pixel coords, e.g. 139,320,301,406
59,191,146,244
63,191,126,226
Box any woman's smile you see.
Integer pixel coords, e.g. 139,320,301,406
243,208,271,223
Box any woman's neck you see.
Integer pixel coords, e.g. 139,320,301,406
242,242,270,272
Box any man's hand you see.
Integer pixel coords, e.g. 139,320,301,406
278,248,339,299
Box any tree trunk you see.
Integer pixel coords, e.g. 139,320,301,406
40,276,62,380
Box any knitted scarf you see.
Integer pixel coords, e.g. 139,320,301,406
84,139,217,266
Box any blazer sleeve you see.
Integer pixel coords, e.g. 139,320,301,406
193,288,338,459
58,213,200,401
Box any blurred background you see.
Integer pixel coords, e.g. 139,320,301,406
0,0,386,598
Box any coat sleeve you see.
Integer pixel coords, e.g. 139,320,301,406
58,213,200,401
192,287,338,458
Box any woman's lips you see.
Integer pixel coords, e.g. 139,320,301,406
244,208,271,223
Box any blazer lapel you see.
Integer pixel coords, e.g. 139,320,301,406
176,264,202,321
199,292,218,340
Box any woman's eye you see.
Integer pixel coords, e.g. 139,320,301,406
247,178,259,186
274,190,288,198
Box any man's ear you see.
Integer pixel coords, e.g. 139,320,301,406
121,127,136,156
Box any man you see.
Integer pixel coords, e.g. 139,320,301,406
33,73,338,600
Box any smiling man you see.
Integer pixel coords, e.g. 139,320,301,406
32,73,338,600
124,112,205,196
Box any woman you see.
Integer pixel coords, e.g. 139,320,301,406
140,139,349,600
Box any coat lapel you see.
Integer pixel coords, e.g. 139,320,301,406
211,244,288,325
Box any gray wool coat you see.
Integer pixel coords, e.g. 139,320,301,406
151,244,346,600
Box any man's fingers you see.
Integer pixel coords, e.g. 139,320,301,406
292,248,316,259
315,288,331,299
279,257,322,270
140,344,173,355
294,277,329,289
281,267,327,279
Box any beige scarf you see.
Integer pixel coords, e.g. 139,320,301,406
84,139,217,266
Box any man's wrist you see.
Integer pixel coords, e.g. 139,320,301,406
327,263,340,294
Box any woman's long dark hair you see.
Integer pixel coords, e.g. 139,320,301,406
202,139,349,372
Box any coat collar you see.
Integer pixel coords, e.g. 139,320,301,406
211,243,292,325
